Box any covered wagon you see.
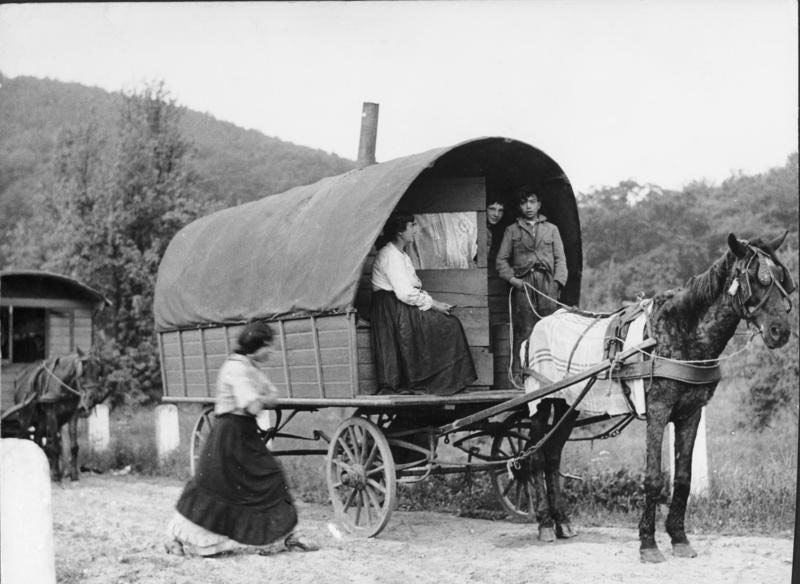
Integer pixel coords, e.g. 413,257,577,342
154,136,584,535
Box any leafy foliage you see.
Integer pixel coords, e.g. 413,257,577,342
0,74,356,266
4,84,214,404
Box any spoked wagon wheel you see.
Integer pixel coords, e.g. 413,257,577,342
326,416,397,537
190,406,215,477
490,411,537,522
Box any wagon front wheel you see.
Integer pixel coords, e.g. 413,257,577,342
190,406,215,477
490,412,537,522
326,416,397,537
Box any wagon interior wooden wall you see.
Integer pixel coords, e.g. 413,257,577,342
354,175,514,393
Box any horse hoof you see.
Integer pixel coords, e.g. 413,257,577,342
640,548,666,563
672,543,697,558
538,525,556,542
556,522,577,539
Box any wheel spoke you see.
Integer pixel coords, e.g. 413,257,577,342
342,487,357,513
337,436,357,464
365,464,386,477
515,481,525,510
363,489,373,524
363,440,379,469
365,478,387,494
364,484,383,515
354,491,363,525
331,458,355,474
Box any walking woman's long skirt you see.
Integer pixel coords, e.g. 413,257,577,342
370,290,477,396
174,414,297,546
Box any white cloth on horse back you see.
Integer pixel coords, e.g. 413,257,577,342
521,301,652,416
371,242,433,310
214,354,279,416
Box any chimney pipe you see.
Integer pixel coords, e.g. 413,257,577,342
357,102,379,168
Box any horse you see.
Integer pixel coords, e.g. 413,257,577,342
2,348,111,482
514,231,794,561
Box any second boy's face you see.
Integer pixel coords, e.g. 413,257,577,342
519,195,541,221
487,203,504,225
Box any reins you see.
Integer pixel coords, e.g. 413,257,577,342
41,360,95,413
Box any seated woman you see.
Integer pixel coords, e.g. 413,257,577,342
370,214,477,396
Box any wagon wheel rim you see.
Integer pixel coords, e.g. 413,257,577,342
326,416,397,538
490,412,537,522
189,406,214,477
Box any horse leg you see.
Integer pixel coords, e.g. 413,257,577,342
666,410,701,558
68,415,80,481
639,405,670,563
43,406,63,482
529,401,555,542
543,399,579,539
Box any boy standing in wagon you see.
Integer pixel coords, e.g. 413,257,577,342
496,186,568,379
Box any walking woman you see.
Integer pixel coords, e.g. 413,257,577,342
165,320,317,557
370,214,477,396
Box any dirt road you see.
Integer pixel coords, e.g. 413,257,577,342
51,475,792,584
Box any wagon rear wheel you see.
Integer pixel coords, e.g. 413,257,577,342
190,406,215,477
490,412,537,522
326,416,397,537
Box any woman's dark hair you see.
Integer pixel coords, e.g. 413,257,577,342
235,320,274,355
376,214,415,248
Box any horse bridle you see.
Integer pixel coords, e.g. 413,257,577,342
728,244,794,321
42,360,98,414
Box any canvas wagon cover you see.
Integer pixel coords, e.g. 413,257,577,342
154,148,447,330
154,137,581,331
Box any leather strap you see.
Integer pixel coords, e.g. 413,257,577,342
614,359,721,385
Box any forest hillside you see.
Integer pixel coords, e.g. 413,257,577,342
0,74,356,265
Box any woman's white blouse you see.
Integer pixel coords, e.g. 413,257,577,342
371,242,433,310
214,354,279,416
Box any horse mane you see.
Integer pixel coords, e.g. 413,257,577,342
680,249,735,315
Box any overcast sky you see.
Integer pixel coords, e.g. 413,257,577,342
0,1,797,194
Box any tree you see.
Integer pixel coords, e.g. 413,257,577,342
4,83,213,403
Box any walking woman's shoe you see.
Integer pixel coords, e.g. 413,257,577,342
284,533,320,552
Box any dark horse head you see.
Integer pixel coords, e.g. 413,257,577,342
725,231,793,349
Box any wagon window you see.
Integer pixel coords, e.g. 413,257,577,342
8,307,46,363
408,212,478,270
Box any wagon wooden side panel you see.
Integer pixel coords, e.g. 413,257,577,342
160,313,362,402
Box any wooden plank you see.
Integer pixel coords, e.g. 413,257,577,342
285,364,352,384
347,312,358,398
277,320,292,397
452,306,489,346
158,333,168,398
468,347,493,386
318,329,351,349
177,330,187,397
199,328,210,395
476,211,487,269
395,177,486,213
417,269,487,308
310,316,324,398
282,319,312,334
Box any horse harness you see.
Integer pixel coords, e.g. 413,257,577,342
604,302,722,393
39,357,94,414
728,242,794,322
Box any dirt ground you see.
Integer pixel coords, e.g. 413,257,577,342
50,475,793,584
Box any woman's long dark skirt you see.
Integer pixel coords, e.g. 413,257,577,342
175,414,297,546
370,290,477,396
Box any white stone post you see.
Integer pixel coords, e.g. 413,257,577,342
668,407,710,498
155,404,180,463
87,403,110,453
1,438,57,584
